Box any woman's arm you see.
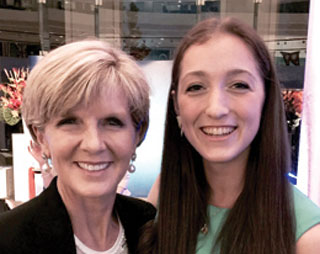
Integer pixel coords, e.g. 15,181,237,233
296,224,320,253
147,174,160,207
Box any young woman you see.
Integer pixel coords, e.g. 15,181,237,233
141,17,320,254
0,40,156,254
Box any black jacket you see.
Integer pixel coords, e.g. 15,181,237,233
0,177,156,254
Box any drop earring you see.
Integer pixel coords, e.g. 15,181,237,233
41,153,52,173
128,153,137,173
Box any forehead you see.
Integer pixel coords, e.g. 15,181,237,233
60,85,130,117
179,33,261,82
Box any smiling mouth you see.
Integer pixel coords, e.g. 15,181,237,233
77,162,111,171
201,126,236,136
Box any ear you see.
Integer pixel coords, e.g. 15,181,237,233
171,89,180,115
135,131,141,147
32,126,50,157
135,123,146,148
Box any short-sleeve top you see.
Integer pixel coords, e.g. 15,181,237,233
196,186,320,254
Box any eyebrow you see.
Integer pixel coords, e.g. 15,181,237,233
226,69,258,82
180,69,256,81
60,109,76,117
179,68,259,85
179,70,207,83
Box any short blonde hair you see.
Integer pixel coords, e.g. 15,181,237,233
22,40,150,145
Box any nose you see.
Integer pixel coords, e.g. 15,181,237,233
80,124,106,153
204,88,229,119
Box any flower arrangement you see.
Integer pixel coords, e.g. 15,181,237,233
0,68,28,126
282,89,303,131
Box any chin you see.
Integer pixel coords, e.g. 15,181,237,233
77,185,117,199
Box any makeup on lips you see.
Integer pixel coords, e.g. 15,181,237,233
77,162,112,172
201,126,237,137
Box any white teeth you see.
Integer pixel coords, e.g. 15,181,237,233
78,162,109,171
202,127,235,136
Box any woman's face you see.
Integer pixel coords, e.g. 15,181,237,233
36,87,139,199
176,33,265,168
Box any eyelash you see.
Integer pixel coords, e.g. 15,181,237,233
186,83,204,92
57,117,77,126
57,117,124,128
231,82,250,90
104,117,124,127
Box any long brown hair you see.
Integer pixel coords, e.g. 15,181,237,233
139,17,295,254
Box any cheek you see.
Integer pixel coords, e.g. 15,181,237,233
245,100,264,134
41,135,54,157
178,98,198,122
109,133,137,157
45,135,72,160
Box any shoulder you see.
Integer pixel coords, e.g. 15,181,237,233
296,224,320,254
0,178,75,254
0,190,50,253
0,189,47,232
115,194,156,224
292,186,320,241
115,194,156,252
0,177,61,231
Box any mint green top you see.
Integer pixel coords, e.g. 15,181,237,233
196,186,320,254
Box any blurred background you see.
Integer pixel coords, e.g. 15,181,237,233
0,0,311,200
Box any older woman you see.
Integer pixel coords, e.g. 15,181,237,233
140,17,320,254
0,40,156,254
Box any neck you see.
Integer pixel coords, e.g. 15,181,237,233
203,152,248,208
57,180,119,251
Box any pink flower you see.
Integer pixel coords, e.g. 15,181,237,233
0,68,29,125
